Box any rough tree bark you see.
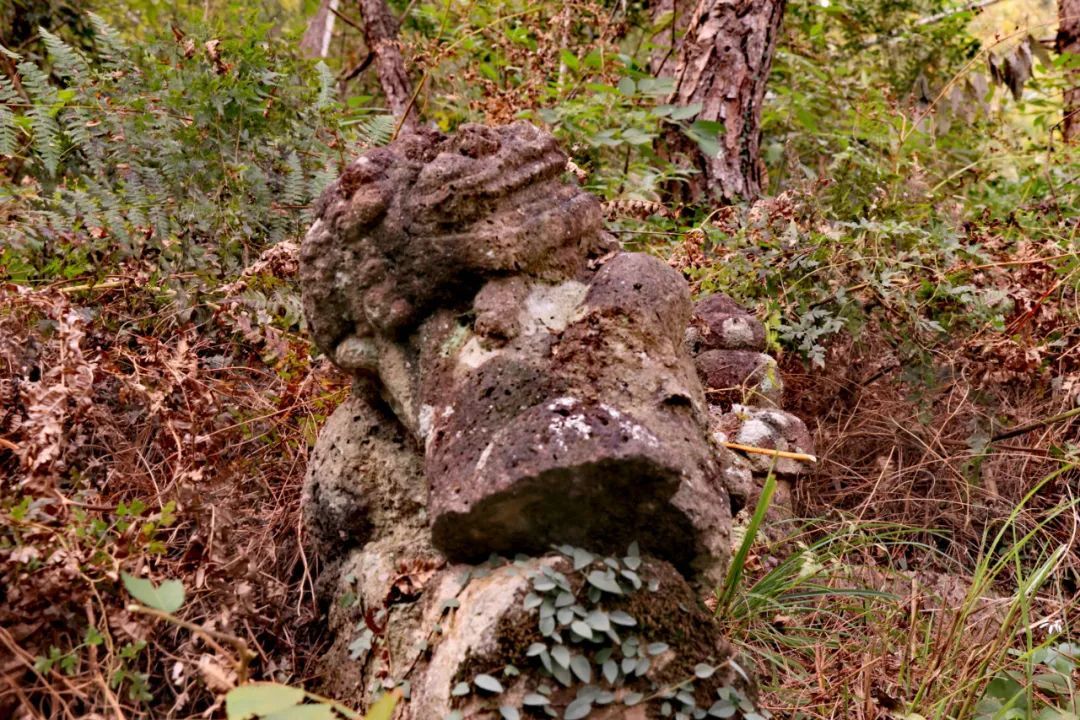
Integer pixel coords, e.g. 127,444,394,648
665,0,786,203
1060,0,1080,142
359,0,417,130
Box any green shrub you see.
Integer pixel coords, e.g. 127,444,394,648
0,12,384,296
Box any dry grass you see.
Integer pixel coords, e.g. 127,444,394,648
784,325,1080,581
2,226,1078,719
731,504,1080,718
734,323,1080,718
0,264,349,719
3,268,1078,718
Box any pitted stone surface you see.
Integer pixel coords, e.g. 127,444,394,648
302,388,427,557
708,404,814,477
686,292,767,353
405,257,731,574
418,254,726,570
694,349,783,407
300,122,609,359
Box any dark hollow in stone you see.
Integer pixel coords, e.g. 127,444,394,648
431,456,697,570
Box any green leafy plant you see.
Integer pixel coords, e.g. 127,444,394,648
121,572,185,614
222,683,399,720
0,12,384,298
973,642,1080,719
718,471,778,615
451,545,770,720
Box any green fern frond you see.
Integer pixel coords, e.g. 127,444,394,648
315,61,335,110
16,60,66,175
140,169,167,199
105,208,132,251
65,187,105,231
370,114,396,145
125,175,150,228
0,107,16,157
87,178,133,246
27,107,63,175
60,107,91,150
0,74,19,105
144,196,170,239
39,27,91,81
344,113,395,149
310,163,339,200
87,13,129,65
37,209,68,230
7,9,344,273
16,61,58,104
0,42,21,61
282,152,306,207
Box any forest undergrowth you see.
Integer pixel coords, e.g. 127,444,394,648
1,1,1078,718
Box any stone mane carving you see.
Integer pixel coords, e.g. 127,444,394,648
300,122,812,718
302,123,605,358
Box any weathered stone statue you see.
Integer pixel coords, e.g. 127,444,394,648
301,122,811,718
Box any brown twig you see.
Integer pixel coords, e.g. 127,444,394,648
126,605,254,683
84,600,124,720
56,280,126,295
992,406,1080,442
328,5,365,33
0,626,78,719
340,51,375,82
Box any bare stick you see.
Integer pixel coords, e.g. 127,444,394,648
57,280,126,295
992,406,1080,442
126,604,254,683
719,441,817,463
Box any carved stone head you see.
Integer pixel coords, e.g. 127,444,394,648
301,122,733,579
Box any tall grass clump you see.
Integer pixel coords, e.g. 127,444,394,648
720,462,1079,719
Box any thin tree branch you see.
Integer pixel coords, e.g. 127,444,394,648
329,4,364,33
862,0,1008,48
992,406,1080,442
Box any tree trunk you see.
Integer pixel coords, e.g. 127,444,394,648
359,0,417,130
300,0,339,58
648,0,693,77
665,0,785,203
1060,0,1080,142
